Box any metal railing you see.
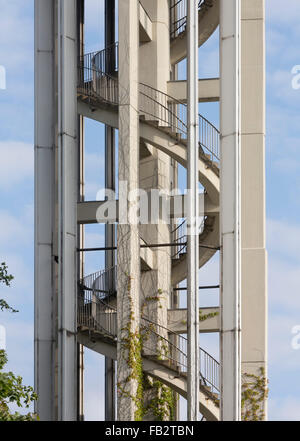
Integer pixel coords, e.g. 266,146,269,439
80,42,119,75
170,0,206,40
78,47,220,163
198,115,220,163
78,282,117,339
78,266,117,302
171,219,187,259
171,217,206,259
77,66,119,106
78,267,220,395
139,82,187,138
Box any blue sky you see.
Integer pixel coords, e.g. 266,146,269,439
0,0,300,420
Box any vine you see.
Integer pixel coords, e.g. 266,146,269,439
117,274,144,421
143,377,176,421
181,309,219,325
241,367,268,421
119,282,177,421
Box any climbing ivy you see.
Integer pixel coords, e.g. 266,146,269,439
241,367,268,421
181,309,219,325
119,280,178,421
118,274,145,421
144,377,176,421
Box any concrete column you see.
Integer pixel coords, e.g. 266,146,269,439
77,0,85,421
34,0,56,421
186,0,200,421
117,0,140,421
241,0,268,418
57,0,78,421
105,0,116,422
139,0,172,420
219,0,242,421
139,0,171,335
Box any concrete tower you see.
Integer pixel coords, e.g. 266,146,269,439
34,0,267,421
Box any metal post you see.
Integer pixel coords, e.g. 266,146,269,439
77,0,85,421
219,0,242,421
105,0,116,422
187,0,199,421
34,0,56,421
57,0,78,421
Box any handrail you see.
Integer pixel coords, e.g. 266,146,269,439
171,217,207,259
170,0,206,40
80,42,119,75
139,82,187,138
78,267,220,394
78,62,220,162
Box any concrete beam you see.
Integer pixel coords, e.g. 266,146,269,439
77,195,219,224
167,78,220,103
168,308,220,334
139,2,152,42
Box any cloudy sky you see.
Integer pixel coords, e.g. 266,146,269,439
0,0,300,421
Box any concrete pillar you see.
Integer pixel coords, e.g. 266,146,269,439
139,0,171,333
241,0,268,419
139,0,172,421
219,0,242,421
56,0,78,421
77,0,85,421
117,0,141,421
34,0,56,421
105,0,116,422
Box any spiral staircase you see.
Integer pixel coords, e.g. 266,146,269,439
77,0,220,421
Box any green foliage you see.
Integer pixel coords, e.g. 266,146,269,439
119,280,177,421
241,367,268,421
199,310,219,322
181,309,219,325
0,263,18,313
144,377,176,421
0,350,38,421
118,274,145,421
0,263,38,421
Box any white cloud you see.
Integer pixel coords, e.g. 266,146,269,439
267,0,300,33
267,69,300,108
267,219,300,263
268,312,300,372
0,0,33,72
0,210,32,247
269,396,300,421
0,141,33,189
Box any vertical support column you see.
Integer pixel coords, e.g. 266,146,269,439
77,0,85,421
34,0,55,421
241,0,267,418
187,0,199,421
117,0,140,421
105,0,116,422
220,0,242,421
57,0,78,421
